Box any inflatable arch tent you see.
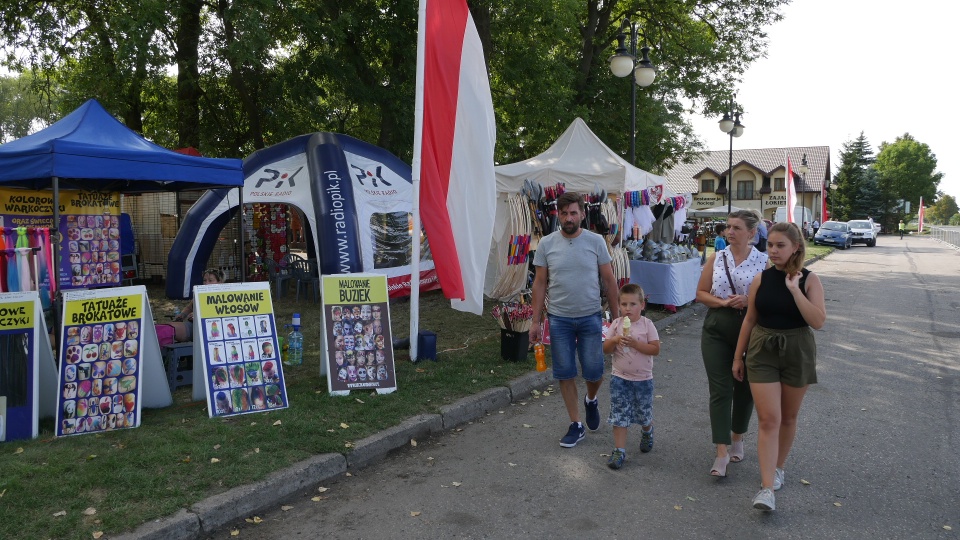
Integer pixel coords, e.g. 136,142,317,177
165,133,439,299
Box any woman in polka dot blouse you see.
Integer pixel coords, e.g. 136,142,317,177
695,209,768,478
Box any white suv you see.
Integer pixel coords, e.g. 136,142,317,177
848,219,877,247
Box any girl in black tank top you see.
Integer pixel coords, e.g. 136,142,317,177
754,267,811,329
731,222,827,513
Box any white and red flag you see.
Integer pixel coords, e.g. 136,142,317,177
918,196,925,232
785,154,796,223
408,0,496,358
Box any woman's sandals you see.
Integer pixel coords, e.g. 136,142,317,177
711,455,730,477
729,440,744,463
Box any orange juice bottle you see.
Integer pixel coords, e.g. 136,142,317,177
534,342,547,372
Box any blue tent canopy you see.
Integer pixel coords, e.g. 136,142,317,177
0,99,243,191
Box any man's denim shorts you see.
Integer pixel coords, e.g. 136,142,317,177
548,312,604,381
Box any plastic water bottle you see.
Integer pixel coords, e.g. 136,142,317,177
534,342,547,372
285,313,303,366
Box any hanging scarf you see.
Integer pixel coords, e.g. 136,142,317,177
0,227,7,292
34,228,52,309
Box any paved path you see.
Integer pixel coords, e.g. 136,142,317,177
210,237,959,539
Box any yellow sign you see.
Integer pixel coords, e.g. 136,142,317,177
322,275,388,304
0,301,33,329
0,188,120,228
64,294,141,325
197,290,274,319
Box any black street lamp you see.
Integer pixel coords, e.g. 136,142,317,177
718,96,744,214
609,18,657,165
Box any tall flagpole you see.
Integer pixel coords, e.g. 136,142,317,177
409,0,428,361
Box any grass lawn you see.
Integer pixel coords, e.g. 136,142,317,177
2,287,542,540
805,240,833,259
0,245,831,539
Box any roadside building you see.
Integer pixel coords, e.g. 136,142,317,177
664,146,831,224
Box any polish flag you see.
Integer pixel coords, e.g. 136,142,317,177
410,0,496,317
786,154,796,223
918,196,925,232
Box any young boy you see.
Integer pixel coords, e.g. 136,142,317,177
602,283,661,469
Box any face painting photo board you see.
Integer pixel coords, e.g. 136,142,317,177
0,188,122,292
322,273,397,396
55,286,170,437
194,282,288,417
0,291,58,442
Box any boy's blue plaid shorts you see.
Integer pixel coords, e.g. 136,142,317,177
607,376,654,427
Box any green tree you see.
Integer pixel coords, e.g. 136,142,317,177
874,133,942,223
0,72,57,142
832,132,875,221
854,169,885,219
927,193,958,225
0,0,169,132
1,0,788,169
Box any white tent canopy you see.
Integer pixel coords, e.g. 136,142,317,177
688,204,742,218
494,117,672,196
486,118,681,299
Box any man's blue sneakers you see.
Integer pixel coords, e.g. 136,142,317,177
559,422,586,447
584,397,601,431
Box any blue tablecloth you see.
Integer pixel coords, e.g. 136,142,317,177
629,258,702,306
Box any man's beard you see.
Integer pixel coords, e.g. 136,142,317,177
561,220,580,235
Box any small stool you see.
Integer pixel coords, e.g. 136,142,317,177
162,342,194,391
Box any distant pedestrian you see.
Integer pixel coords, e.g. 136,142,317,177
733,222,826,512
530,191,620,448
602,283,660,469
751,210,768,252
714,224,727,252
899,220,905,239
812,219,820,236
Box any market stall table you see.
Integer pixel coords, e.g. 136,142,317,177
629,258,702,310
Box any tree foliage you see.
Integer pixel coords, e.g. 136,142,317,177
1,0,788,167
0,72,56,142
927,193,958,225
832,132,875,221
874,133,943,221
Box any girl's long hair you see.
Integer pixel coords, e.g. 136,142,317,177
769,222,805,275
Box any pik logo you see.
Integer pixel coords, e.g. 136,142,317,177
256,166,303,188
350,164,392,188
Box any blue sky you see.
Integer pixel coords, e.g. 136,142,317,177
687,0,960,202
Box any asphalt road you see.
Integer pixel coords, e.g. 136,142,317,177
210,235,959,540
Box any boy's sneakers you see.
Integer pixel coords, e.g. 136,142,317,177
607,448,626,469
639,427,654,453
584,397,601,431
559,422,585,448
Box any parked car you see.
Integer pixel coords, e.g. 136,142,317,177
848,220,877,247
814,221,852,249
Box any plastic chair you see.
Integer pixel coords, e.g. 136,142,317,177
264,259,293,298
293,258,320,303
